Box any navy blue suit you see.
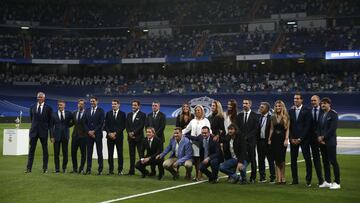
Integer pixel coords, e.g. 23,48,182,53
318,109,340,184
84,107,105,173
26,103,53,171
310,107,325,184
104,110,126,173
51,110,73,171
187,134,221,182
289,105,313,184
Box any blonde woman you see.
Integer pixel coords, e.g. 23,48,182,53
268,100,289,184
182,105,211,181
208,100,225,142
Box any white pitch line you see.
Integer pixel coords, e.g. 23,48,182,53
100,159,305,203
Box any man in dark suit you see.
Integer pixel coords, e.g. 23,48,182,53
188,126,221,184
257,102,275,183
84,96,105,175
71,99,87,174
25,92,53,173
310,95,326,186
104,99,126,175
318,97,341,189
145,101,166,176
126,100,146,175
50,100,73,173
219,124,247,184
289,93,312,186
236,99,260,183
135,127,164,180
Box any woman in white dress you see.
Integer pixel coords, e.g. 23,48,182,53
182,105,211,181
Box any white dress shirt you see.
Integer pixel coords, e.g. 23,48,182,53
36,102,44,114
260,113,268,139
132,110,139,122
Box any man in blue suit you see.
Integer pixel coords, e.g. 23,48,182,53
318,97,341,189
50,100,73,173
25,92,53,173
289,93,313,186
157,127,193,180
84,96,105,175
187,126,221,183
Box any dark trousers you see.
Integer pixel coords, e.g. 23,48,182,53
150,141,164,174
310,138,324,184
290,139,312,183
26,134,49,170
107,137,124,173
135,158,164,176
257,139,275,180
320,144,331,183
326,145,341,184
246,143,257,180
128,140,142,174
71,135,87,172
200,158,219,181
86,136,103,172
53,134,69,171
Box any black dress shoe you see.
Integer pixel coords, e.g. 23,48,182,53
126,171,135,176
54,170,60,174
107,171,114,175
24,169,32,173
141,173,146,178
84,170,91,175
62,169,66,173
70,170,77,174
290,181,299,185
158,174,164,180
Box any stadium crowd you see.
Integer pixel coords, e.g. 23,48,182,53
1,71,359,95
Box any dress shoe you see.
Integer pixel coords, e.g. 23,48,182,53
43,169,48,173
118,171,123,176
158,174,164,180
97,171,103,176
24,169,32,173
84,170,91,175
289,181,299,185
107,171,114,175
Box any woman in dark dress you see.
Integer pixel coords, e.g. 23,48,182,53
268,100,289,184
176,103,194,130
208,100,226,142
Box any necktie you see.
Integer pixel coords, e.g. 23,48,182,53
313,108,317,122
148,139,152,148
77,111,81,121
61,111,64,121
113,111,117,119
37,105,41,114
153,112,156,119
91,107,95,116
296,109,300,120
244,112,248,124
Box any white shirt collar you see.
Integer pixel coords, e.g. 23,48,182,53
296,105,303,110
133,109,139,114
244,109,251,114
263,113,268,117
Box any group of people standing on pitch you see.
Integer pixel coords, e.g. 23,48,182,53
25,92,341,189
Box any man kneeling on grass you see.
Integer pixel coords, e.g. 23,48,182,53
219,124,247,184
156,127,193,180
187,126,221,184
135,127,164,180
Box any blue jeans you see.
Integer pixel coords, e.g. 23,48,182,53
219,158,238,179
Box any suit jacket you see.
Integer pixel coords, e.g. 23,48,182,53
72,110,87,137
289,106,311,141
236,111,260,146
318,110,338,146
310,107,324,140
104,110,126,140
145,111,166,143
187,134,221,161
29,103,53,138
50,110,73,141
223,133,247,163
160,136,193,165
257,114,271,141
126,111,146,142
84,107,105,140
140,136,162,160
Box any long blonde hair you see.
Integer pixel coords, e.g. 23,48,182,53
213,100,224,118
271,100,290,129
